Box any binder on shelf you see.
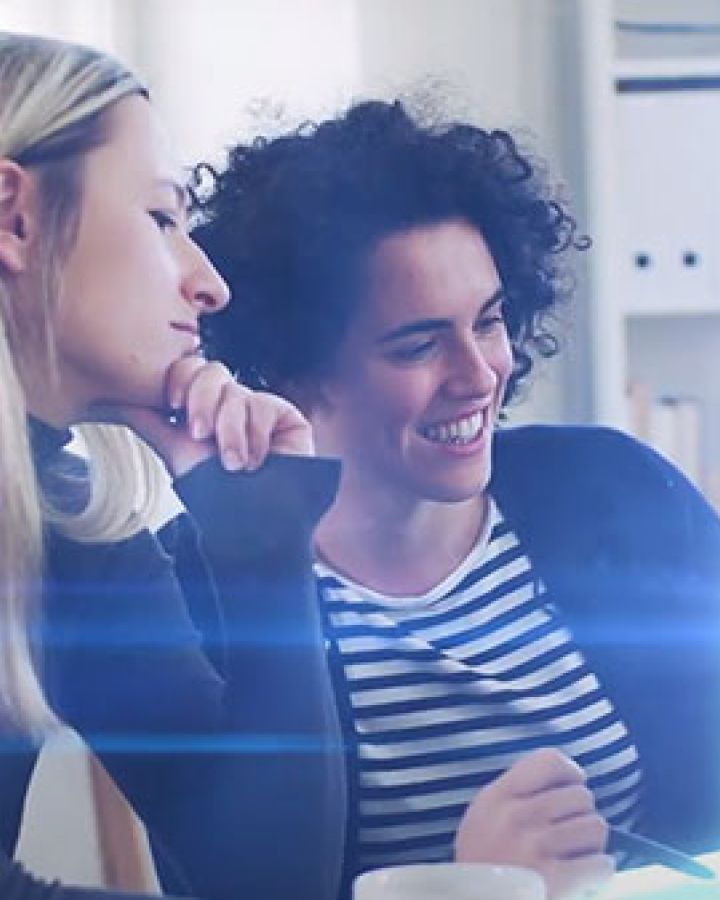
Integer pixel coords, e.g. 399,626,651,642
669,395,702,487
648,396,678,465
615,84,720,315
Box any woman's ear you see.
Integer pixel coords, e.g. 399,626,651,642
0,160,36,275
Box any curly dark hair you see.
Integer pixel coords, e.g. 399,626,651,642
193,99,588,404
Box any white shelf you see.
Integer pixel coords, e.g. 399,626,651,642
613,55,720,80
625,306,720,318
556,0,720,508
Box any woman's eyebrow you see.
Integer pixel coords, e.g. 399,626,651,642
377,318,451,344
482,288,506,310
153,177,188,211
376,287,506,345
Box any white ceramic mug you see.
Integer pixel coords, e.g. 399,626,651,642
353,862,546,900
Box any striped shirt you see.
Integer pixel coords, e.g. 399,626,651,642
316,500,643,871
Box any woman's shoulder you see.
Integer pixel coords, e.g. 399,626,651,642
493,423,662,482
45,507,177,585
490,423,709,524
491,423,719,544
495,421,649,455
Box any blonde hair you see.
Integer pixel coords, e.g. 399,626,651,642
0,32,169,733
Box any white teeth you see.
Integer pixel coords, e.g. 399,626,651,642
421,411,485,445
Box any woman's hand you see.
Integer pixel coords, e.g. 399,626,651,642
454,748,614,900
120,358,314,478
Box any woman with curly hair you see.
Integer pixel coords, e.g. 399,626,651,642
195,99,720,899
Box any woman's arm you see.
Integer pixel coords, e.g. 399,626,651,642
43,362,346,900
171,453,346,900
44,455,345,900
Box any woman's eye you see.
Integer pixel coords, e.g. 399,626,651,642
474,314,505,335
149,210,178,231
391,340,437,363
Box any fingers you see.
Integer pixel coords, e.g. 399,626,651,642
164,358,313,473
493,748,586,799
184,362,229,442
165,357,225,439
498,753,608,859
215,382,251,470
165,356,207,414
455,750,612,900
538,812,609,858
252,395,315,458
217,387,313,470
522,783,596,825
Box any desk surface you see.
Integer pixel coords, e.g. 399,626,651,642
599,852,720,899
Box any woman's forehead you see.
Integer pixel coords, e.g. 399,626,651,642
362,221,499,320
92,94,182,189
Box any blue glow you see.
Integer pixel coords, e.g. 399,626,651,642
0,732,346,754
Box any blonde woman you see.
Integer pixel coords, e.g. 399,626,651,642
0,32,344,900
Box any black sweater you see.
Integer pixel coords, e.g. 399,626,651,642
2,422,345,900
489,425,720,853
0,850,180,900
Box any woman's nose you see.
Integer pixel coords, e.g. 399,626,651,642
446,340,497,398
183,239,230,313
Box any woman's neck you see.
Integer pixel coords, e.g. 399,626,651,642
23,375,76,430
314,474,489,597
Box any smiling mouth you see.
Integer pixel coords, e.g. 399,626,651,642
419,410,486,445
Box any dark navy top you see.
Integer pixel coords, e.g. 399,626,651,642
2,420,345,900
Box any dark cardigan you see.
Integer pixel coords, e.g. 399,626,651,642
0,849,184,900
492,425,720,853
331,424,720,893
2,423,346,900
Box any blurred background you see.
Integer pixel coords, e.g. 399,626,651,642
3,0,720,891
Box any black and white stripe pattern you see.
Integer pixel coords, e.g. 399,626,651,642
317,501,643,870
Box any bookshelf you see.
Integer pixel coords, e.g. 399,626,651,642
556,0,720,509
